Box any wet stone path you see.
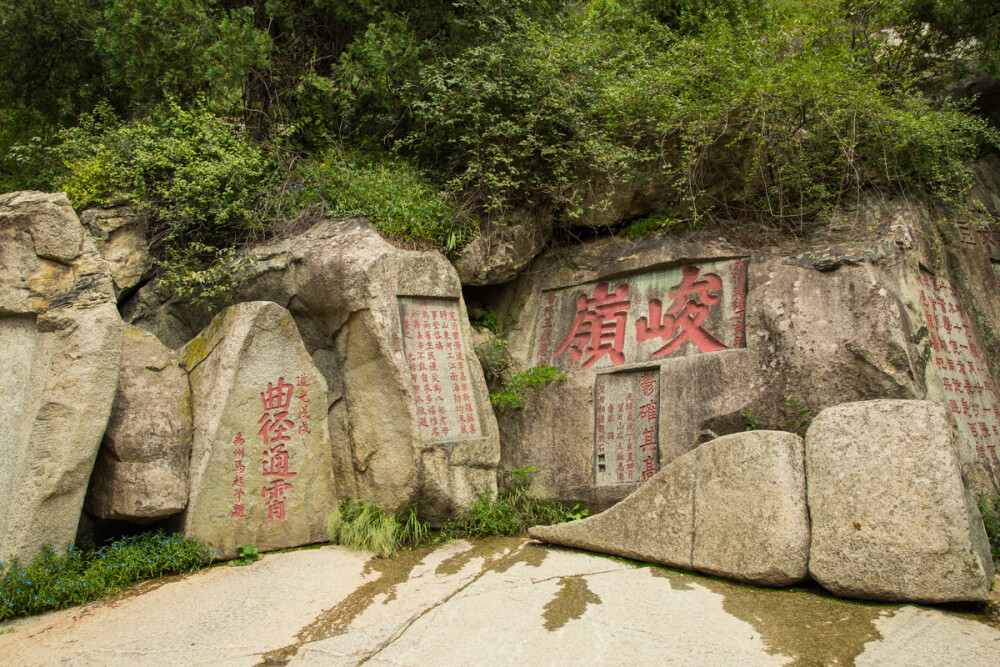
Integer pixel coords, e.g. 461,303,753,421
1,538,998,666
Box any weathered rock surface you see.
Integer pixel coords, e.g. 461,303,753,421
0,191,123,563
178,301,336,559
530,430,809,586
79,205,150,298
126,218,500,519
806,400,995,603
494,195,1000,508
454,210,553,286
84,324,192,523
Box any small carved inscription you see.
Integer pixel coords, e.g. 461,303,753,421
920,272,1000,476
595,370,660,485
399,297,481,442
537,259,748,371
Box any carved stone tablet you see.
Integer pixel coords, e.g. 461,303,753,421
594,369,660,485
536,259,748,372
399,297,482,443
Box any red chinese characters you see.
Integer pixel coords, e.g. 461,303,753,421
400,298,481,441
259,378,298,521
231,432,246,518
555,282,631,369
594,370,659,485
920,272,1000,473
636,266,728,357
544,261,745,371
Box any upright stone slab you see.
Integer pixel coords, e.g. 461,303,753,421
85,325,192,522
530,430,809,587
0,191,123,563
179,301,335,560
806,400,994,603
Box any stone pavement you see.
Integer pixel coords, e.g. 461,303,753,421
1,538,998,666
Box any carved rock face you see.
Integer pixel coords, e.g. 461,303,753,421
0,191,123,563
85,324,192,523
124,218,500,520
178,301,335,559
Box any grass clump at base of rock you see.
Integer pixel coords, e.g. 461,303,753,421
0,531,212,622
329,468,588,557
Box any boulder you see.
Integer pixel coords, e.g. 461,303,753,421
79,205,151,298
126,218,500,519
454,210,553,286
178,301,336,559
0,191,123,563
806,400,995,603
85,324,192,523
530,430,809,587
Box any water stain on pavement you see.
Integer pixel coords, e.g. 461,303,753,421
542,576,602,631
651,565,895,666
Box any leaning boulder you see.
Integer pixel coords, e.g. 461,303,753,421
530,430,809,587
85,324,192,523
0,191,123,563
806,400,994,603
178,301,336,560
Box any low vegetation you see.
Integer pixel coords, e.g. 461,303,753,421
1,0,998,299
0,531,212,622
328,468,587,558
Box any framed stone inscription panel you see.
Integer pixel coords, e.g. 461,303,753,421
595,369,660,486
399,296,482,443
536,259,748,372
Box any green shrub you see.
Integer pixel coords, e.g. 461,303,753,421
0,531,211,621
489,365,566,412
285,147,478,256
53,100,269,251
438,467,587,540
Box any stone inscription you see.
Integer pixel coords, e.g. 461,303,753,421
595,370,660,485
536,259,748,372
230,375,312,522
920,272,1000,477
399,297,481,442
956,222,1000,261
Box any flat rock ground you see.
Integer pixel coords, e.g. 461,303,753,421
1,538,999,666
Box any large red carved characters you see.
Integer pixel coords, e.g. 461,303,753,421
636,265,728,357
539,259,748,371
554,282,631,369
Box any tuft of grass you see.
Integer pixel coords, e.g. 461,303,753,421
0,531,211,621
327,500,429,558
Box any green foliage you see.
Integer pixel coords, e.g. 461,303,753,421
285,147,477,256
741,408,760,431
439,467,586,540
783,394,812,437
327,500,429,558
979,492,1000,563
489,365,566,412
0,532,211,621
472,307,501,334
622,209,690,238
54,100,269,247
231,544,263,566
